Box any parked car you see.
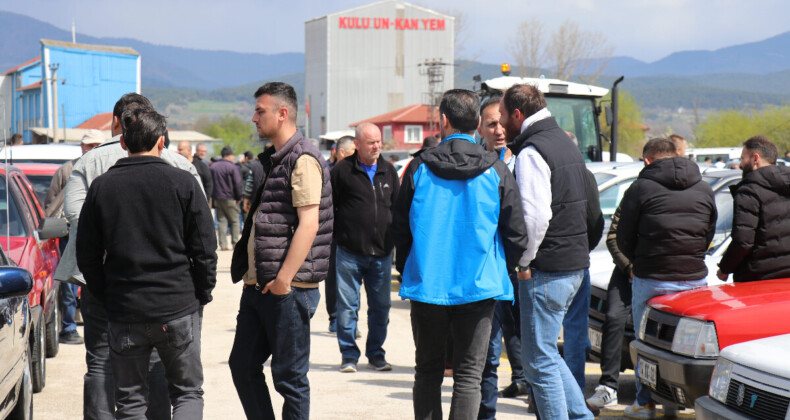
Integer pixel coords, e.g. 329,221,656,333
695,333,790,420
14,162,62,205
587,169,741,369
0,165,68,393
0,252,35,420
630,278,790,410
0,144,81,165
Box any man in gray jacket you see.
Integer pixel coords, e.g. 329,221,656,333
54,93,203,420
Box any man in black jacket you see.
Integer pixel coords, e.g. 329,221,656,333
617,138,716,418
718,135,790,283
331,122,399,373
77,109,217,419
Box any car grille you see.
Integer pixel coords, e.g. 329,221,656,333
642,308,680,351
725,379,790,420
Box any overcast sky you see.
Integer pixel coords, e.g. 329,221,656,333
3,0,789,63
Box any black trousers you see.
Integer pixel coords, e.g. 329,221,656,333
598,267,632,390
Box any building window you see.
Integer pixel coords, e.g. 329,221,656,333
404,125,423,144
383,125,393,143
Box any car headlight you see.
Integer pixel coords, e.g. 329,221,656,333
638,307,650,340
671,318,719,358
709,357,734,403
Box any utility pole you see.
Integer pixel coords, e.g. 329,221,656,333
418,59,454,135
47,63,65,143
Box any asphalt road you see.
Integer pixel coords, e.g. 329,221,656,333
33,251,695,419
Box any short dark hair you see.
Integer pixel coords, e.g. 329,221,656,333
221,146,234,157
244,151,253,160
743,135,777,164
439,89,480,134
421,136,439,149
113,93,153,121
480,95,502,115
642,138,677,161
121,108,167,154
502,84,546,118
254,82,298,122
10,133,23,145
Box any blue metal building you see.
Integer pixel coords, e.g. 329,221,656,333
3,39,140,144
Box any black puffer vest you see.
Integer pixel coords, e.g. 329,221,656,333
511,117,590,271
230,131,333,284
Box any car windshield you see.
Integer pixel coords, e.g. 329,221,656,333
709,188,734,253
546,96,599,162
599,178,635,216
25,175,53,204
0,178,27,237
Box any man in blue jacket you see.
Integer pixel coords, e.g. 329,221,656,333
391,89,528,420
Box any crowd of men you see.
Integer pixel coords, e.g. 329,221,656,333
32,77,789,420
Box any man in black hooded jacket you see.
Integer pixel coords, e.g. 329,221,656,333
718,135,790,283
616,137,716,418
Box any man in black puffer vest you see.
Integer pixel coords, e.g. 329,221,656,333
228,82,333,420
500,84,593,420
617,138,716,418
718,135,790,283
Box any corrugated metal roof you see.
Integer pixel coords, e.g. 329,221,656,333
350,103,435,126
3,56,41,75
40,39,139,56
16,80,42,91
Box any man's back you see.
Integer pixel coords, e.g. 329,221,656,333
77,156,217,323
211,159,242,201
393,137,527,305
617,157,717,281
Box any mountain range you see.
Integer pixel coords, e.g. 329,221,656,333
3,10,790,111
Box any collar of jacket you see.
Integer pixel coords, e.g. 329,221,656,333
441,133,476,144
269,131,304,165
111,155,168,169
509,117,561,156
350,151,387,174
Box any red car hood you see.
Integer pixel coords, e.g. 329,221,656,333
649,279,790,349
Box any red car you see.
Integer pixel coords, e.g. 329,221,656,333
0,165,68,393
629,278,790,411
14,163,62,206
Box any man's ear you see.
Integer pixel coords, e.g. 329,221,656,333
157,135,165,151
119,135,128,151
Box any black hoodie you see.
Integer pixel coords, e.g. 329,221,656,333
720,165,790,282
617,157,717,281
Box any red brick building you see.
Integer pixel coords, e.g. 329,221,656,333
350,104,440,150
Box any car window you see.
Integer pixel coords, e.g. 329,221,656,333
0,177,29,237
599,178,635,216
25,174,53,205
12,174,42,227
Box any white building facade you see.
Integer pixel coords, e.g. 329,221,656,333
305,0,454,138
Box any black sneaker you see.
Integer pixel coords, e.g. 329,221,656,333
498,382,528,398
340,358,357,373
59,330,84,344
368,356,392,371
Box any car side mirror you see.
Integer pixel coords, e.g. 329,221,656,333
604,104,613,127
0,267,33,298
38,217,69,239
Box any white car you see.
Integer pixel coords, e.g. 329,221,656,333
695,333,790,419
0,144,82,165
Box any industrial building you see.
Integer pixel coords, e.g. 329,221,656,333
2,39,140,144
305,0,454,147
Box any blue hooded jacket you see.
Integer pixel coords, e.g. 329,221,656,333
391,135,528,305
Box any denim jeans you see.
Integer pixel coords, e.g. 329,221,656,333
520,269,593,420
562,269,591,393
335,246,391,361
81,288,171,420
60,282,80,333
228,286,320,420
478,300,509,420
632,276,707,405
411,299,495,420
109,310,204,420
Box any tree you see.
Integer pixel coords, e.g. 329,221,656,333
507,18,546,77
695,106,790,152
600,90,646,158
199,115,260,156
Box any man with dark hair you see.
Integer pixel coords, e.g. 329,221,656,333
499,83,593,419
10,133,23,145
211,145,242,250
229,81,333,419
617,137,716,418
56,92,203,420
421,135,438,149
77,108,216,419
718,135,790,283
392,88,528,419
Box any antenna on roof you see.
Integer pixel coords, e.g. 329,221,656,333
72,19,76,44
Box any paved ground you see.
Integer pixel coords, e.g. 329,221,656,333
34,251,695,419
